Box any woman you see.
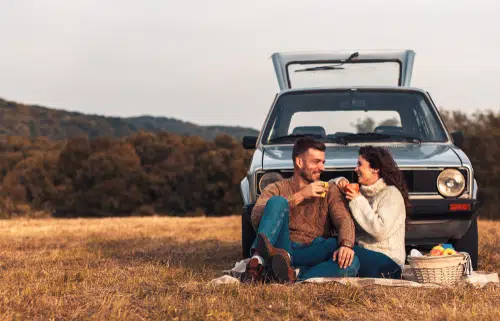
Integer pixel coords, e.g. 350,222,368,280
331,145,410,278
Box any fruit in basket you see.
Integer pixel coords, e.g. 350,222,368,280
429,245,444,256
433,245,445,251
443,248,457,255
427,244,459,256
430,247,444,256
430,249,443,256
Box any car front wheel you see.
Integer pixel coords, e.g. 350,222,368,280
452,217,478,270
241,209,256,259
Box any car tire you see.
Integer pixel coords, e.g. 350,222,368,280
452,217,478,270
241,210,256,259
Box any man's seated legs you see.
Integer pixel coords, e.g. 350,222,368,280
292,237,359,280
292,237,338,267
249,196,292,257
241,196,294,283
298,256,360,280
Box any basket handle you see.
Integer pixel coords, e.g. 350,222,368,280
460,252,473,276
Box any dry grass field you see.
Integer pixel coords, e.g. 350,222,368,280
0,216,498,320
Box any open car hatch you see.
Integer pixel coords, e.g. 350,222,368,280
271,50,416,90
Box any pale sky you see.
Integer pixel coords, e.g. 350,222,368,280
0,0,499,130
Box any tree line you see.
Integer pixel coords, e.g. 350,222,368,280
0,108,499,219
0,132,252,218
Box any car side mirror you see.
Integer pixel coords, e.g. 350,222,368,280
242,136,258,149
451,131,464,148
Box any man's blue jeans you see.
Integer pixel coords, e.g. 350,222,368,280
250,196,359,280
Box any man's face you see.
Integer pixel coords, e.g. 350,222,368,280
296,148,325,182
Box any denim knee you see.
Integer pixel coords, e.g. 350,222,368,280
265,196,289,211
350,255,360,274
337,255,360,277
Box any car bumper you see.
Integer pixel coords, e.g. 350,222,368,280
406,219,474,245
406,198,478,244
410,199,478,218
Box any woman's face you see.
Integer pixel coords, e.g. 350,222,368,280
354,155,380,186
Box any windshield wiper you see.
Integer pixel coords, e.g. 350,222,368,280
267,134,323,143
324,137,349,146
294,52,359,73
388,135,422,144
295,65,345,72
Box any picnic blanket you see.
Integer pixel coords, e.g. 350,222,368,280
210,259,499,288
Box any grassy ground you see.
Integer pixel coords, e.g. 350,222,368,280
0,216,498,320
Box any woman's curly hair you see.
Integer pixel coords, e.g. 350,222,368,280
358,146,411,217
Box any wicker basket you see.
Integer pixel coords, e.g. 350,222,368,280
407,254,467,285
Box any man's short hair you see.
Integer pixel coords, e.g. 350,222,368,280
292,137,326,162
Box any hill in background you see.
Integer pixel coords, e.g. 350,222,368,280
0,98,259,140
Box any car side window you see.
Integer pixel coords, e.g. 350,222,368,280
418,99,448,141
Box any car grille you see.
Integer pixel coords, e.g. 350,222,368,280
256,169,468,195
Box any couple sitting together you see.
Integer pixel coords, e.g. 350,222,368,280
241,137,410,283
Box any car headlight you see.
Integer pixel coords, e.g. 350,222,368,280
259,172,284,193
437,169,465,197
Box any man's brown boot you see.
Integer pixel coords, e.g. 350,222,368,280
255,233,288,266
240,258,265,284
255,233,296,283
271,253,297,283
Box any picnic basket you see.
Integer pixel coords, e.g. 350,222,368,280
407,253,467,285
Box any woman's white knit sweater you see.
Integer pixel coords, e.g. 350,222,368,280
333,177,406,266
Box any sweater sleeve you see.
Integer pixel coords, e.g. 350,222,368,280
348,187,405,242
328,176,349,186
327,184,355,245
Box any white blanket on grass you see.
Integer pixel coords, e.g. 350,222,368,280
210,259,499,288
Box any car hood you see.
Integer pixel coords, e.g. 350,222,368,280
262,144,463,169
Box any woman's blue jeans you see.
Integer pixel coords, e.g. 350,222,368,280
250,196,359,280
353,246,402,279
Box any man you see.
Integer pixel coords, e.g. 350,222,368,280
241,137,359,283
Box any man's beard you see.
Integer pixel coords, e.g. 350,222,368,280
300,169,319,183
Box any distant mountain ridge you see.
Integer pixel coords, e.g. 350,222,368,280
0,98,260,140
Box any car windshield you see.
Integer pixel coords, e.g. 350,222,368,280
262,90,449,145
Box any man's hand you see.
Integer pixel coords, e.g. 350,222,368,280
335,178,350,192
300,181,327,200
333,246,355,269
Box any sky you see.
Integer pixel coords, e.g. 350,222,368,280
0,0,499,130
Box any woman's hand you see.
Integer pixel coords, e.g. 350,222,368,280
335,178,349,192
344,185,361,201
